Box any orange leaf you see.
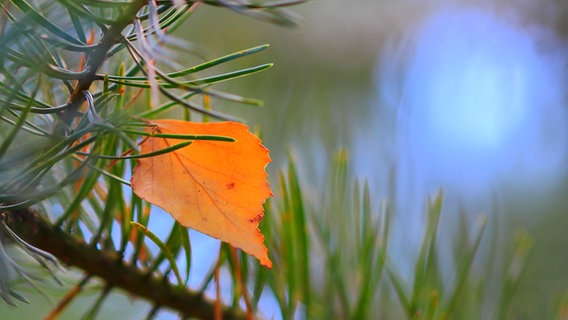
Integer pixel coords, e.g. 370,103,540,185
131,119,273,268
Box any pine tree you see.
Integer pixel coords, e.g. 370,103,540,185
0,1,299,318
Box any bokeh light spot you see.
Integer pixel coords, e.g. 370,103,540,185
392,7,568,194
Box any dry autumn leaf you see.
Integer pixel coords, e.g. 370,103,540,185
131,119,273,268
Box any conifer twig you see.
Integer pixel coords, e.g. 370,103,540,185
1,209,246,320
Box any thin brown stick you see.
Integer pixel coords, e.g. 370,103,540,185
44,274,92,320
214,246,223,320
229,247,254,320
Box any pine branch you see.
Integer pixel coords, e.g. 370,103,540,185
58,0,147,125
1,208,246,320
0,0,302,317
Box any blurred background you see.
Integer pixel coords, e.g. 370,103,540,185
183,0,568,318
3,0,568,318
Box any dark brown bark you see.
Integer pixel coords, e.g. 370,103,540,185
1,209,246,320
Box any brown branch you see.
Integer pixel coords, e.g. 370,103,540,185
58,0,147,125
1,209,246,320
